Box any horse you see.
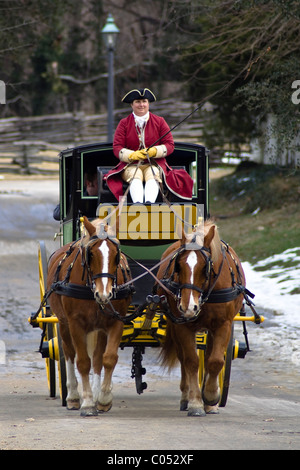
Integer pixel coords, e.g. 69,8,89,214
47,216,133,416
156,219,246,416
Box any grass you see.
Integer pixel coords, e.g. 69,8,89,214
208,163,300,263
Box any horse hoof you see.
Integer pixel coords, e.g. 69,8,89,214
187,407,206,417
67,399,80,411
180,400,189,411
202,393,220,407
97,402,112,413
205,404,219,414
80,406,98,417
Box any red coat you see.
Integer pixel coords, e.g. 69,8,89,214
105,113,193,201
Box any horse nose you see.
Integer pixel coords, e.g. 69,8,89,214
94,289,113,304
179,301,201,319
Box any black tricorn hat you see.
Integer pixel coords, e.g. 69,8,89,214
122,88,156,103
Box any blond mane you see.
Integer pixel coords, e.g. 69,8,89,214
204,219,222,264
184,219,222,264
81,218,117,245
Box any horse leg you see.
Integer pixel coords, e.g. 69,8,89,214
175,325,205,417
97,321,124,412
186,354,206,417
70,325,97,417
202,322,231,407
49,295,81,410
175,334,189,411
57,321,80,410
88,330,107,408
179,360,189,411
65,356,80,410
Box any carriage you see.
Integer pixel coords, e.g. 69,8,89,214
29,140,263,415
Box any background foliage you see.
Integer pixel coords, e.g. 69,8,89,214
0,0,299,158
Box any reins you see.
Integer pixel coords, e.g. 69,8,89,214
33,229,259,326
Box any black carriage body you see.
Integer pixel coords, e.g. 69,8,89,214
58,141,209,305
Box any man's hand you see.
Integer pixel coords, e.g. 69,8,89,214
141,147,157,158
128,150,148,161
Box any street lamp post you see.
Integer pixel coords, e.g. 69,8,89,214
101,14,119,142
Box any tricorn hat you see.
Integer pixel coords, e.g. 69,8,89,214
122,88,156,103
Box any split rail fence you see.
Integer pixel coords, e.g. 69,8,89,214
0,100,206,174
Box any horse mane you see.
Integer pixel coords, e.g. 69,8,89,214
81,218,118,245
184,219,222,265
92,218,119,239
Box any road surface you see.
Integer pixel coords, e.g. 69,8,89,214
0,177,299,451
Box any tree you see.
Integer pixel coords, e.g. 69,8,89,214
0,0,106,115
171,0,300,161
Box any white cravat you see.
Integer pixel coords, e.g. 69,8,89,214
132,111,149,129
132,112,149,149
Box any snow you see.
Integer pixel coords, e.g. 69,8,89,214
243,247,300,328
241,247,300,369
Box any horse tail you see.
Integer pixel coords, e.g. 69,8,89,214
159,323,179,371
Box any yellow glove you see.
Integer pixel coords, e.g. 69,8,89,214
141,147,157,158
128,150,147,161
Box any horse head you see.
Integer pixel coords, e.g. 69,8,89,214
81,217,120,306
175,223,216,320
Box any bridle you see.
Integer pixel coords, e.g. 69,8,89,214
157,239,260,325
80,233,123,307
158,241,226,324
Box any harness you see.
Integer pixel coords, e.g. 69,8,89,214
58,236,134,300
155,239,257,324
33,234,137,324
34,229,258,326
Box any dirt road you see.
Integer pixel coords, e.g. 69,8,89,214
0,177,299,452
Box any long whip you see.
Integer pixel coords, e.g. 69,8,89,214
147,45,271,149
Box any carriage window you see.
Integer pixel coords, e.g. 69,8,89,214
81,169,98,198
81,153,100,199
80,147,118,199
167,146,198,197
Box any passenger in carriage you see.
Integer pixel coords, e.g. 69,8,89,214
53,171,98,220
105,88,193,203
82,169,98,196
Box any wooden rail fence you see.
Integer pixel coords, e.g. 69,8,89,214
0,100,206,174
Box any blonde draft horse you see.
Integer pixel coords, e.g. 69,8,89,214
47,216,132,416
157,220,245,417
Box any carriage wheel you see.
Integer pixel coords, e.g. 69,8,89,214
218,325,233,407
38,241,56,398
55,324,67,407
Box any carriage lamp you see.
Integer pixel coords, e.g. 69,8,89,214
101,14,120,142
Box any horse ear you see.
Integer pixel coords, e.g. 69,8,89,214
203,225,215,249
82,216,97,237
178,223,188,245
